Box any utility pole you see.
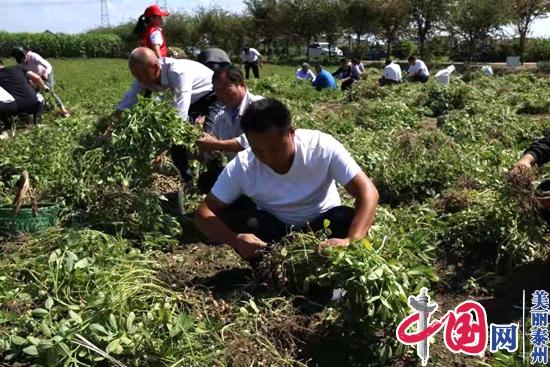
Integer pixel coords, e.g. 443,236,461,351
100,0,110,28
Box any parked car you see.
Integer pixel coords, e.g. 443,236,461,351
308,42,344,57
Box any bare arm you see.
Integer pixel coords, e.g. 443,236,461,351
196,133,245,154
318,171,379,252
194,194,267,259
344,171,379,240
151,44,162,58
26,71,47,90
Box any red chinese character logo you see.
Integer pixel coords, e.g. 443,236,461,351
396,288,488,365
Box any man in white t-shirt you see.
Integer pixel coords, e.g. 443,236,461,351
193,98,379,261
295,63,316,81
240,47,263,79
195,65,264,194
407,56,429,83
379,59,402,86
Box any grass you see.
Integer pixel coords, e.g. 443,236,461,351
0,58,549,366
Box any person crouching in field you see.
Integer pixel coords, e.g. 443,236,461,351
116,47,220,180
12,47,69,117
407,55,430,83
195,65,264,195
193,98,379,261
0,59,48,128
379,59,402,86
134,4,170,58
295,63,315,81
311,65,337,91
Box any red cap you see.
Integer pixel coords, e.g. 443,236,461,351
144,4,170,17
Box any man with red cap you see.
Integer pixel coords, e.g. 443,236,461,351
133,4,170,58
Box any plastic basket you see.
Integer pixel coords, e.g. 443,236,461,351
0,203,59,234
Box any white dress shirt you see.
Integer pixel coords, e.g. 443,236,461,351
384,62,402,82
117,58,213,120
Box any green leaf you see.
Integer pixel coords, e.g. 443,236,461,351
89,323,109,336
23,345,39,356
126,312,135,331
69,310,83,324
109,314,118,331
45,297,54,310
32,308,49,317
106,339,123,355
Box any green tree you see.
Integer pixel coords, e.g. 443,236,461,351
409,0,451,60
371,0,410,58
507,0,550,64
451,0,508,61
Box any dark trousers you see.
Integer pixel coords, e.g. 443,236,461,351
197,165,354,243
0,101,18,130
411,74,429,83
244,61,260,79
222,205,355,244
170,92,222,181
378,77,401,86
341,78,355,91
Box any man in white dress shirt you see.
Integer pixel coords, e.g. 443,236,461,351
295,63,316,81
116,47,222,180
379,59,402,86
407,56,430,83
240,47,263,79
193,98,379,261
195,65,264,194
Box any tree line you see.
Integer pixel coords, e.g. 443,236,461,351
94,0,549,63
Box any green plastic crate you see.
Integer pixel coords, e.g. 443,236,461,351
0,203,59,234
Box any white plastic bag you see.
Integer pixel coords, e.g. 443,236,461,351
481,65,493,76
435,65,455,85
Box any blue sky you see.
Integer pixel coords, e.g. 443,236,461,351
0,0,549,37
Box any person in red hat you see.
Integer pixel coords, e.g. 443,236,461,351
133,5,170,58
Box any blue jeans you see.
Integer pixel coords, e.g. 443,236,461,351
46,72,66,110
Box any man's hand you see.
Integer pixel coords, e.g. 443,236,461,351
317,237,350,255
515,153,535,168
196,133,219,154
233,233,267,259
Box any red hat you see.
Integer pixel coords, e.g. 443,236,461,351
144,4,170,17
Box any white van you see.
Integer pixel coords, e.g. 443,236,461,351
308,42,344,57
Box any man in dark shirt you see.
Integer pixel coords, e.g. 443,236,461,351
515,135,550,168
0,60,46,125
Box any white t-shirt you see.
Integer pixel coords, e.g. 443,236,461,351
150,30,164,46
211,129,362,226
0,86,15,103
241,48,261,63
408,60,429,77
384,62,402,82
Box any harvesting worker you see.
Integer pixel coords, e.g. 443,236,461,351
193,98,379,261
0,59,47,126
134,4,171,58
240,47,263,79
514,134,550,171
198,48,232,72
195,65,264,194
116,47,220,180
311,65,337,91
295,63,315,82
379,59,402,86
407,56,430,83
12,47,70,117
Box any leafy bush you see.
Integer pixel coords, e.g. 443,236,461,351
0,32,123,58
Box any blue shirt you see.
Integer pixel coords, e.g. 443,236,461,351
312,70,337,90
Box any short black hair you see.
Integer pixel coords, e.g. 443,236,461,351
212,65,245,87
385,59,392,66
351,58,360,64
12,47,26,63
315,63,323,72
241,98,291,134
408,55,416,62
340,57,348,64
